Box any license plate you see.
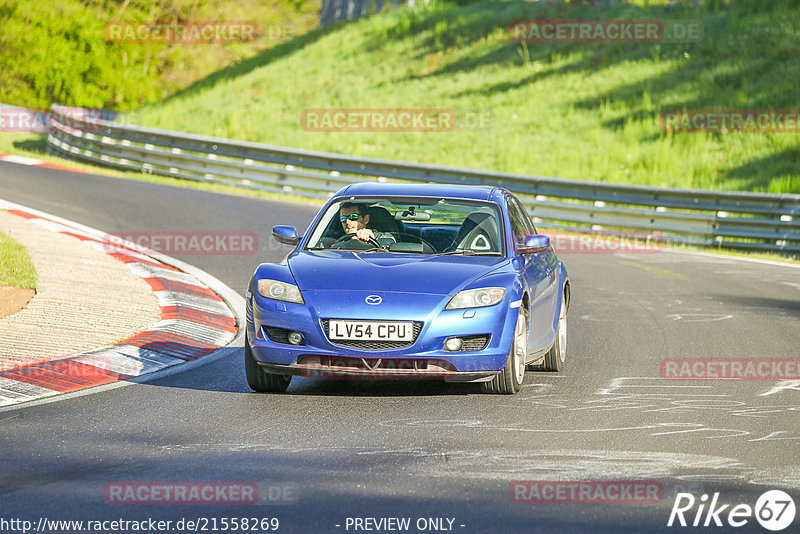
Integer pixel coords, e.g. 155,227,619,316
328,320,414,341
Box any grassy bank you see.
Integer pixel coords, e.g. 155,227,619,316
130,0,799,193
0,230,37,290
0,0,320,111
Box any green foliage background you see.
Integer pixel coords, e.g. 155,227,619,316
1,0,798,193
0,0,319,110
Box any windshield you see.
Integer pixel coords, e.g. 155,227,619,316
305,197,504,255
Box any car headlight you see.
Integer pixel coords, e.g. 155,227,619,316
257,279,304,304
446,287,506,310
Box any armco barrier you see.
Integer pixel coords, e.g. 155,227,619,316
44,104,800,254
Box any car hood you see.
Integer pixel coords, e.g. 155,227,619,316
288,250,508,295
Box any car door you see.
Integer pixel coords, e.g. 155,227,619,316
507,195,557,357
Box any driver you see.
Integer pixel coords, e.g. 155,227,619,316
339,202,396,244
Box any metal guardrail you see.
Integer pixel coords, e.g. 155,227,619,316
45,104,800,255
320,0,417,28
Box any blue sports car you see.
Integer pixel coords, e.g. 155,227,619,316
245,183,569,394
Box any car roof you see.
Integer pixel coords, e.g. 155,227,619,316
337,182,500,202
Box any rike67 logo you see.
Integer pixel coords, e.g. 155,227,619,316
668,490,796,531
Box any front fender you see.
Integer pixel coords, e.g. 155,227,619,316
445,259,514,299
457,271,524,309
246,263,301,328
249,263,299,293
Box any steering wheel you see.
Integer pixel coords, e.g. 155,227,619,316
331,233,384,250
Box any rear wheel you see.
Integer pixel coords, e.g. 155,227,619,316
481,306,527,394
244,332,291,392
530,294,567,372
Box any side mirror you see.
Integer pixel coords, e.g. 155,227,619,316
517,234,550,254
272,225,300,246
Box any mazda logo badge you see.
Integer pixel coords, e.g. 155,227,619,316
365,295,382,305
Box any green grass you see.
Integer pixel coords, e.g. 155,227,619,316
0,0,320,111
128,0,800,194
0,230,37,289
1,0,796,262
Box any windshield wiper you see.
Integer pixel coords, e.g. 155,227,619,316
435,250,500,256
355,247,401,253
307,246,399,253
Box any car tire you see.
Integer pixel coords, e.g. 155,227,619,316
481,306,527,395
529,294,567,373
245,333,292,393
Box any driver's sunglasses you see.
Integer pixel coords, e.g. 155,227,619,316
340,213,362,222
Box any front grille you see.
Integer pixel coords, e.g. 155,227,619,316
321,319,423,351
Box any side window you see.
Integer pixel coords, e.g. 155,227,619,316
512,197,536,236
514,198,539,235
506,197,529,245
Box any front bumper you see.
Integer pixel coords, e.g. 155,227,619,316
246,289,518,377
259,361,498,383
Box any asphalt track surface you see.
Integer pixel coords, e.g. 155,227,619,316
1,161,799,534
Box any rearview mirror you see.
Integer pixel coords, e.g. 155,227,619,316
394,210,431,221
273,225,300,246
517,234,550,254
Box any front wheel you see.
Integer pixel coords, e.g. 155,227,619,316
244,333,291,392
481,306,527,394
